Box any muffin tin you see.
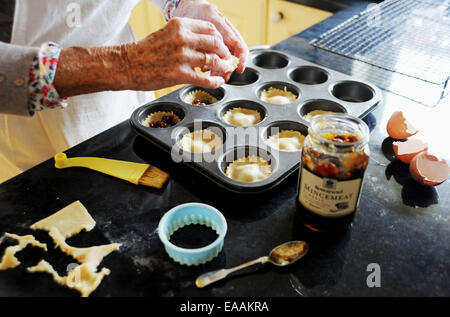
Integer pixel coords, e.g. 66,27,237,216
129,49,382,193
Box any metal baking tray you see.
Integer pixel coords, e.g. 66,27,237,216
130,49,382,193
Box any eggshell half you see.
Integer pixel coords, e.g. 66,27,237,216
386,111,419,140
409,152,450,186
392,138,428,164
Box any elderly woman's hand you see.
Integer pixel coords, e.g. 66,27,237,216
173,0,249,74
126,17,235,90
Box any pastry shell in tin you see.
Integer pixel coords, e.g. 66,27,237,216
225,155,272,182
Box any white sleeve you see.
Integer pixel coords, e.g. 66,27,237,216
148,0,167,13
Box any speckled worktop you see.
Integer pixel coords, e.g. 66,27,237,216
0,1,448,297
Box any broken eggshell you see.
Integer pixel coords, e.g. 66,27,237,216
392,138,428,164
409,152,450,186
386,111,419,140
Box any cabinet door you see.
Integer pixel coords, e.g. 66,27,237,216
267,0,332,45
129,1,166,41
208,0,268,46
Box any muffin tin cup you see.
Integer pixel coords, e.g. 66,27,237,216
171,121,227,163
263,121,309,154
226,67,261,86
180,86,226,106
289,66,329,85
256,82,301,105
130,49,382,193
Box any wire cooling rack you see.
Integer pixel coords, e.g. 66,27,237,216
310,0,450,106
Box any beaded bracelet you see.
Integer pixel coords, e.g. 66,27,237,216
163,0,181,21
28,42,67,115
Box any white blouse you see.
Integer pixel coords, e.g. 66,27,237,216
0,0,165,182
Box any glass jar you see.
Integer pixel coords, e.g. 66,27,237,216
296,113,370,232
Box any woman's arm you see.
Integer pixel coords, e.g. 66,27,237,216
54,17,232,98
53,45,130,98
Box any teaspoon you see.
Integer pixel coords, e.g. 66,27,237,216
195,240,309,288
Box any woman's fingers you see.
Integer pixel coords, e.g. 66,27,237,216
223,19,249,73
173,16,245,73
175,18,229,58
207,13,249,73
180,64,225,89
183,18,224,42
171,2,249,73
187,32,231,60
185,49,234,76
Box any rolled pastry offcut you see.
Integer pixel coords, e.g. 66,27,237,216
222,107,262,127
225,155,272,182
0,233,47,270
179,129,223,153
266,130,306,152
48,227,121,271
224,56,240,73
26,201,120,297
30,200,95,239
259,87,297,105
27,260,111,297
194,55,239,75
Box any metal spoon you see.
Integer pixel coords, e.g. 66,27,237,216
195,241,309,288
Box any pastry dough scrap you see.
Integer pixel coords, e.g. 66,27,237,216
303,110,334,122
25,201,119,297
194,55,239,75
183,90,218,106
0,233,47,270
225,155,272,182
27,260,110,297
222,107,262,126
30,200,95,239
49,227,120,271
259,87,297,105
225,56,240,73
266,130,306,152
179,129,223,153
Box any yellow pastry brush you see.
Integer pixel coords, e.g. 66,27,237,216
54,153,169,189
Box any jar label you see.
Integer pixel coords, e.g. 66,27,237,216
298,167,362,217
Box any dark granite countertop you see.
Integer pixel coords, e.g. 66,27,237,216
0,2,448,298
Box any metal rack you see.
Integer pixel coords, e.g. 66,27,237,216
310,0,450,106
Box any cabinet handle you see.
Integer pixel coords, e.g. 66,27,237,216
270,11,284,23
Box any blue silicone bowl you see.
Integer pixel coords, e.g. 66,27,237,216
158,202,227,266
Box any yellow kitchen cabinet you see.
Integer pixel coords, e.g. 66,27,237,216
208,0,268,47
129,1,165,41
267,0,332,45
